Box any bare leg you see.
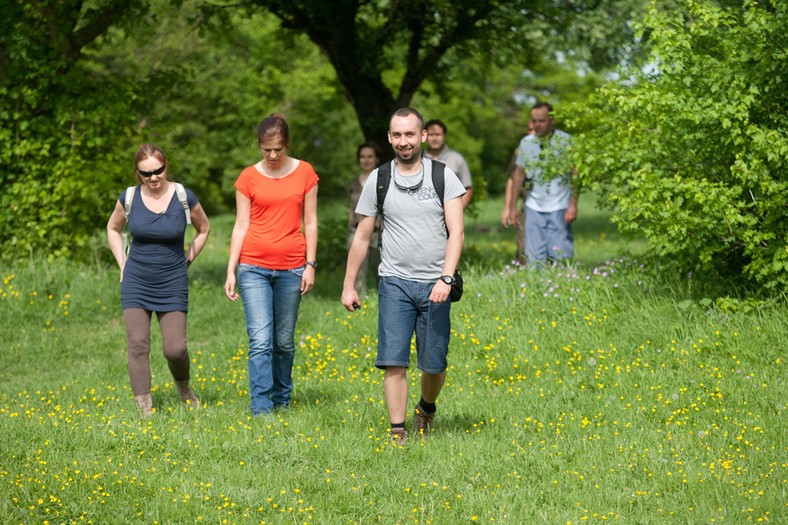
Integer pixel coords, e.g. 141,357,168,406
515,209,525,261
383,366,408,425
420,371,447,404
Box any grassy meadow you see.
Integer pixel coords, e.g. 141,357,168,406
0,196,785,524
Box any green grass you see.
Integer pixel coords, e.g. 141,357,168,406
0,196,784,524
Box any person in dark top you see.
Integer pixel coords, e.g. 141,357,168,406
107,143,211,417
347,142,382,295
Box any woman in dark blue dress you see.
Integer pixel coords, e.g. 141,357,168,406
107,144,211,416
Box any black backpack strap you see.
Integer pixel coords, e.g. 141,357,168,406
430,159,445,209
375,161,392,216
431,159,451,238
374,162,392,250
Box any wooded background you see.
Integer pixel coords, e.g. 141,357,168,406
2,0,785,292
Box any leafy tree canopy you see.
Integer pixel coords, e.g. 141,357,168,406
1,0,642,263
0,0,147,260
250,0,644,146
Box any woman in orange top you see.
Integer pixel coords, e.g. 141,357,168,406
224,114,319,416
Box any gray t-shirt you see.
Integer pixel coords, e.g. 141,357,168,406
426,146,473,188
355,159,466,282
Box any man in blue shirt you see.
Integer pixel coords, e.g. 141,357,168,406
503,102,578,265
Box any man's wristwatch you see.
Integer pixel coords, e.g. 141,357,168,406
306,261,318,269
439,275,454,285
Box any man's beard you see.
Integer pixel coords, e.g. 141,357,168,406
394,146,420,163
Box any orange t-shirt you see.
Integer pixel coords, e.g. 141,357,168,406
235,161,319,269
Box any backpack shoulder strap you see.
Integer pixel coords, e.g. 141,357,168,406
123,186,135,221
374,162,392,251
375,161,392,216
174,183,192,225
430,159,452,238
430,159,445,209
122,186,135,257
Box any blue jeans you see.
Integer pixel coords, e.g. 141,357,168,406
376,276,451,374
525,207,574,264
238,264,303,415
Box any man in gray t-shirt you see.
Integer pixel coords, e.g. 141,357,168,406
425,119,473,208
342,107,465,444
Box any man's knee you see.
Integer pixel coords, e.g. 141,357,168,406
383,366,407,380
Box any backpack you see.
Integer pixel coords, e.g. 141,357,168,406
124,183,191,224
374,159,463,302
121,183,191,257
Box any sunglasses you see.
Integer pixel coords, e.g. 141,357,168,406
138,165,166,177
393,169,424,194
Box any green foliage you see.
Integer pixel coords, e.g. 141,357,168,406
254,0,645,145
520,133,575,185
1,0,362,263
571,0,788,293
83,0,361,209
413,53,610,203
0,0,145,262
315,207,351,273
11,63,145,260
0,0,640,264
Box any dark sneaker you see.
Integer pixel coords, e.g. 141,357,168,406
389,427,408,445
413,403,435,437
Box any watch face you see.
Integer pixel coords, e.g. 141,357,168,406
441,275,453,285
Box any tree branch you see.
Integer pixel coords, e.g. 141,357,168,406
398,2,500,103
72,0,138,52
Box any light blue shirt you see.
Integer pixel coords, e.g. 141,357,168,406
516,129,573,213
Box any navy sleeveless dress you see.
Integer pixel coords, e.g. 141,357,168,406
119,185,199,312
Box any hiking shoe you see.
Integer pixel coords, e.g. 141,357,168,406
413,403,435,437
134,393,153,417
388,427,408,445
174,380,201,409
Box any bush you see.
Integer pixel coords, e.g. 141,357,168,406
571,0,788,293
0,73,138,263
0,1,143,263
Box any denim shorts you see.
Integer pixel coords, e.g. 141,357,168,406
376,275,451,374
